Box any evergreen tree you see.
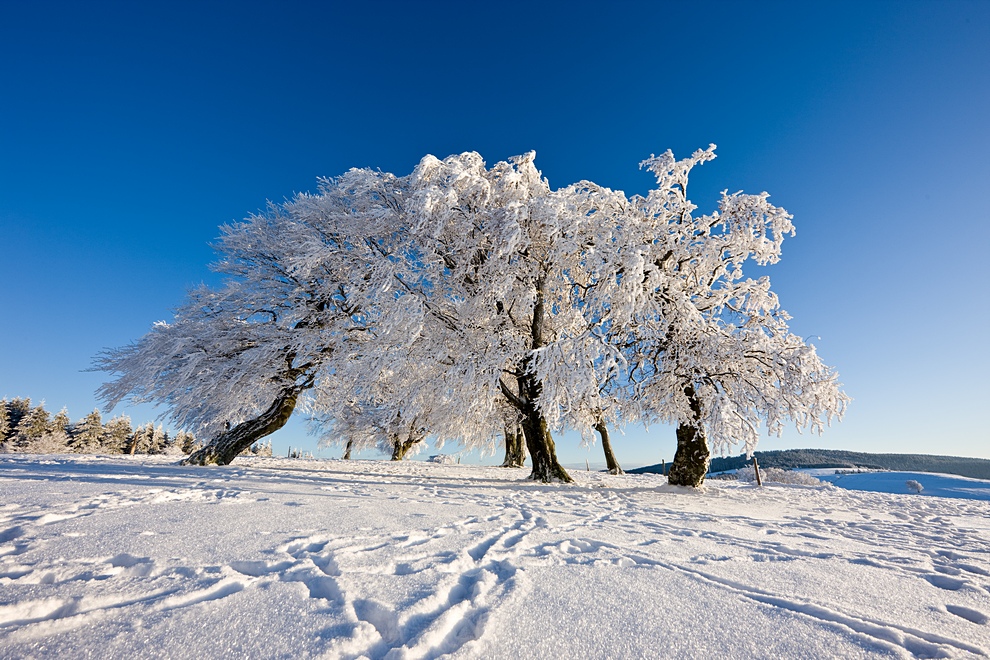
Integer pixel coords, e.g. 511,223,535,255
0,399,10,444
103,415,133,454
12,403,52,451
18,404,51,439
176,431,198,454
161,428,188,455
34,406,72,454
71,409,105,453
129,422,154,454
149,425,167,454
6,398,31,438
51,408,70,435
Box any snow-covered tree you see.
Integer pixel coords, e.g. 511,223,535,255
51,408,70,435
1,402,74,454
161,427,189,456
13,403,51,448
175,430,199,454
0,399,10,445
94,188,390,465
248,438,272,457
298,152,636,482
71,409,105,453
126,422,168,454
129,422,154,454
611,146,848,486
95,146,845,483
2,398,31,448
103,415,133,454
31,406,72,454
501,422,526,468
381,415,427,461
149,425,167,454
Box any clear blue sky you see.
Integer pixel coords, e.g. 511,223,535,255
2,1,988,466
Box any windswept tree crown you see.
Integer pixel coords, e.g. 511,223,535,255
96,147,847,480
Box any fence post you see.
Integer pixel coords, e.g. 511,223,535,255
753,456,763,487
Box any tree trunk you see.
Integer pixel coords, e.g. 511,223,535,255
181,388,301,466
519,400,571,483
501,424,526,467
595,421,623,474
342,438,353,460
666,386,710,487
391,436,419,461
516,274,572,483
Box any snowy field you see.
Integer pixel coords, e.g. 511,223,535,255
813,470,990,502
1,455,988,659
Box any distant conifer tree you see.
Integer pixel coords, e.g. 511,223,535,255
104,415,133,454
5,398,31,438
13,403,52,450
0,399,11,444
72,409,105,453
51,408,70,435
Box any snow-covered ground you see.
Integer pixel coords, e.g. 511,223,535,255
1,455,988,659
811,470,990,501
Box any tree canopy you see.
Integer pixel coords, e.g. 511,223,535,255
96,146,847,484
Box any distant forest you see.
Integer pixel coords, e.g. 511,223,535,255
632,449,990,481
0,397,271,457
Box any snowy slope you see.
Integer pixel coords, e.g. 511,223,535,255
813,470,990,501
1,455,988,659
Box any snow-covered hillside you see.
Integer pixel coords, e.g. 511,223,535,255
1,455,988,659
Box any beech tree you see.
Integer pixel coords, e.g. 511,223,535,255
613,147,849,486
96,146,845,483
94,197,383,465
325,401,429,462
330,152,637,482
501,423,526,468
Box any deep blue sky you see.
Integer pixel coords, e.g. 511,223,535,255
2,1,988,465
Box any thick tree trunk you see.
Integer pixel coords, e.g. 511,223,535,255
342,438,353,460
391,436,419,461
595,421,623,475
516,274,572,483
501,424,526,467
666,386,710,487
519,402,572,483
181,388,301,466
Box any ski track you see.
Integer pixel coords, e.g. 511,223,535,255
0,457,988,658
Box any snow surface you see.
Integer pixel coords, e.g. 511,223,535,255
812,470,990,502
1,455,988,659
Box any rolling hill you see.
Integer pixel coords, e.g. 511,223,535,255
628,449,990,480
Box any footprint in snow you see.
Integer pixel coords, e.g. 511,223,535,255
945,604,989,625
924,573,968,591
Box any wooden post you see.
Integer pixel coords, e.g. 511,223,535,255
661,459,665,476
586,459,590,472
753,456,763,487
